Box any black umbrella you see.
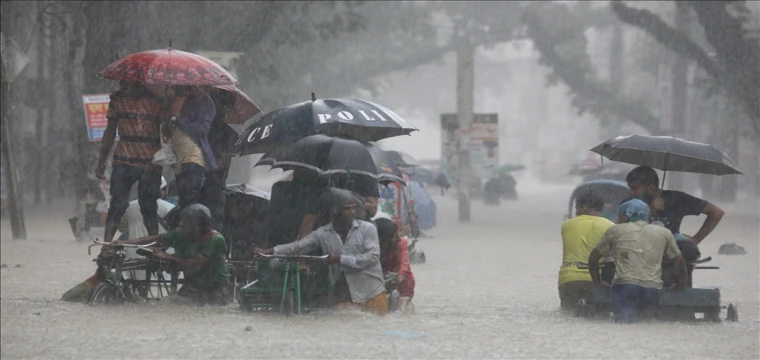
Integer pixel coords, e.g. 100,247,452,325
385,150,421,167
590,135,742,186
255,135,405,184
235,94,418,155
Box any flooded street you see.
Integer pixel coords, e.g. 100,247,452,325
2,186,758,359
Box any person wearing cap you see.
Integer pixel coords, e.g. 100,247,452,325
588,199,688,323
113,204,230,306
253,188,388,315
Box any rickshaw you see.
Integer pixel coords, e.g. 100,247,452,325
239,253,332,315
85,238,180,304
567,182,739,322
576,257,738,322
239,253,403,316
566,179,630,222
574,135,743,322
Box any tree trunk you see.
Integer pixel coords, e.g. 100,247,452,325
669,1,690,190
34,1,46,206
716,100,740,201
602,23,624,140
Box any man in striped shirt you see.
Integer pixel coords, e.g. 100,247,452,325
96,81,164,243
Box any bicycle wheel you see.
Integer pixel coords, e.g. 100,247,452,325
89,281,122,305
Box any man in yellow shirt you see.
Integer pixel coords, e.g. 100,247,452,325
558,190,614,310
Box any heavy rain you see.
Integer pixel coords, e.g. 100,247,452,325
1,1,759,359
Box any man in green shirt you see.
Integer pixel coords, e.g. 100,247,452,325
112,204,230,305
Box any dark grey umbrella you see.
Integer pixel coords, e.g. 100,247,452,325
255,135,405,185
235,94,418,155
590,135,742,185
385,150,421,167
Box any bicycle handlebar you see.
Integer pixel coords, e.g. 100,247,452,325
88,238,159,255
257,253,330,261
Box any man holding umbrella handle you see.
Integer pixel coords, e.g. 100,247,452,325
160,85,217,227
97,81,164,243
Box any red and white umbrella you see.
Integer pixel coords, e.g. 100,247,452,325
99,48,237,86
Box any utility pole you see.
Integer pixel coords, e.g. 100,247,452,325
34,0,46,205
1,33,29,239
604,23,624,141
456,36,474,223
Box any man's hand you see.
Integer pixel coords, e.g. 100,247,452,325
252,247,273,259
152,249,172,261
600,281,612,288
327,253,341,264
652,197,665,211
95,162,106,181
666,282,685,291
681,234,696,242
169,95,187,117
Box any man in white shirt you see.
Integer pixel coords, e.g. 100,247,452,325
62,178,174,303
118,177,174,239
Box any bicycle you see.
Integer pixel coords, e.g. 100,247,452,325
87,238,179,305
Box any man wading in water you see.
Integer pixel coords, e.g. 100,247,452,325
254,188,388,315
113,204,231,305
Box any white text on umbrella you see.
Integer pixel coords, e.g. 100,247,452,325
317,110,389,124
247,124,273,143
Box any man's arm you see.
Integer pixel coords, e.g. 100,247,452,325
340,225,381,271
273,230,322,256
160,253,210,271
96,120,118,180
588,249,604,285
589,229,613,285
395,239,413,279
671,255,688,290
176,96,215,138
691,202,724,244
663,231,686,290
112,235,160,246
160,234,224,271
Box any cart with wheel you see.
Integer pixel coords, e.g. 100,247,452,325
239,253,331,316
87,238,180,305
575,257,738,322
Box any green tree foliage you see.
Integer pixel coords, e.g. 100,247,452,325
522,2,663,134
611,1,760,136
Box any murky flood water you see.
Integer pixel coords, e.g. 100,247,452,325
2,187,758,359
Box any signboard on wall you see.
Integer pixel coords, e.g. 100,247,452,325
82,94,111,141
440,113,499,183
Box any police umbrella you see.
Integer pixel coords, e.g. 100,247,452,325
235,93,418,155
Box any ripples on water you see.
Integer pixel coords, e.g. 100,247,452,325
2,194,758,359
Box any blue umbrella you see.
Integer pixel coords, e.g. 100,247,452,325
401,167,450,189
408,181,436,231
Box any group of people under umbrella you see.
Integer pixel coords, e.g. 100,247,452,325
67,45,745,319
64,46,424,314
559,134,742,323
